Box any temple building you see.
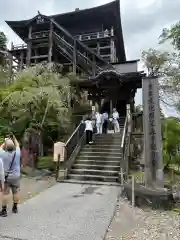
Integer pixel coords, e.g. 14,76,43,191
6,0,145,117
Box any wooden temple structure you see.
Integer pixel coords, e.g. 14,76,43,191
6,0,145,116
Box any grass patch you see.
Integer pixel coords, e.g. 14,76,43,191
37,156,55,171
130,170,144,177
173,208,180,213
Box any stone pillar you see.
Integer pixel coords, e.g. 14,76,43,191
142,76,164,189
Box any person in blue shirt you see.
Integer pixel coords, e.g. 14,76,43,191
102,112,109,134
0,134,21,217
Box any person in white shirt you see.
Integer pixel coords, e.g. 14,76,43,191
0,157,4,192
112,108,120,133
84,117,93,144
95,111,102,134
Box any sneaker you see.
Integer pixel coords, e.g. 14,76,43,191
0,210,7,217
89,141,93,144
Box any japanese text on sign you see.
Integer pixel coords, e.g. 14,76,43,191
148,82,157,165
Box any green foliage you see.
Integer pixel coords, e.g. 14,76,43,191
0,63,90,149
0,31,7,51
0,31,7,66
163,118,180,167
159,21,180,50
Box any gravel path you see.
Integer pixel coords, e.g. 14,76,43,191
105,198,180,240
0,183,120,240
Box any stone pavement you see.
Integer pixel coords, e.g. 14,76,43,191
0,183,120,240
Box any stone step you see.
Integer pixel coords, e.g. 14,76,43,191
93,140,121,145
61,179,120,186
77,155,121,161
82,147,122,153
70,168,118,177
73,164,120,171
68,174,118,182
76,159,120,166
79,151,122,157
83,144,120,149
95,134,122,139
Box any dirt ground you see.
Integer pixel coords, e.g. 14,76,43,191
1,176,57,207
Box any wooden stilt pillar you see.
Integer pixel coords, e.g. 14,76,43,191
48,21,53,63
19,51,24,71
8,53,13,84
73,39,77,74
26,26,32,66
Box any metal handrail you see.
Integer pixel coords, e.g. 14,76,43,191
121,116,128,149
65,123,82,146
65,121,85,161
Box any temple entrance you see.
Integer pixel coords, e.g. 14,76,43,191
101,99,126,116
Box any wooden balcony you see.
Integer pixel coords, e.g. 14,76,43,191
76,28,114,41
11,44,27,50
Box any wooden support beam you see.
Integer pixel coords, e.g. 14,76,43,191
92,55,96,76
20,51,24,70
48,21,53,63
8,53,13,83
110,37,115,63
72,39,77,74
26,26,32,66
97,42,100,56
31,55,48,59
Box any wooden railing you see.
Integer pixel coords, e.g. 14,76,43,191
12,44,27,50
65,122,85,161
76,29,114,41
51,19,111,70
31,31,49,39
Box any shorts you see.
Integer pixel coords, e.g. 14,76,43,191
4,178,20,194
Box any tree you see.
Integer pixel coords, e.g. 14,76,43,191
141,48,180,108
0,31,7,66
0,62,91,168
159,21,180,51
0,31,7,51
163,118,180,169
141,48,171,77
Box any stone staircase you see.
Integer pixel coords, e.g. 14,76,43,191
67,132,123,184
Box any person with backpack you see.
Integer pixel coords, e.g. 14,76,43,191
0,134,21,217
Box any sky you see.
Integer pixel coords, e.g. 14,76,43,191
0,0,180,115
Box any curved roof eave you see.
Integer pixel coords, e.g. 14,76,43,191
5,0,119,26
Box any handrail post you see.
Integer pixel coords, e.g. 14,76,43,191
132,175,135,207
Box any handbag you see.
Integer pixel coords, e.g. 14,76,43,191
5,152,16,182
